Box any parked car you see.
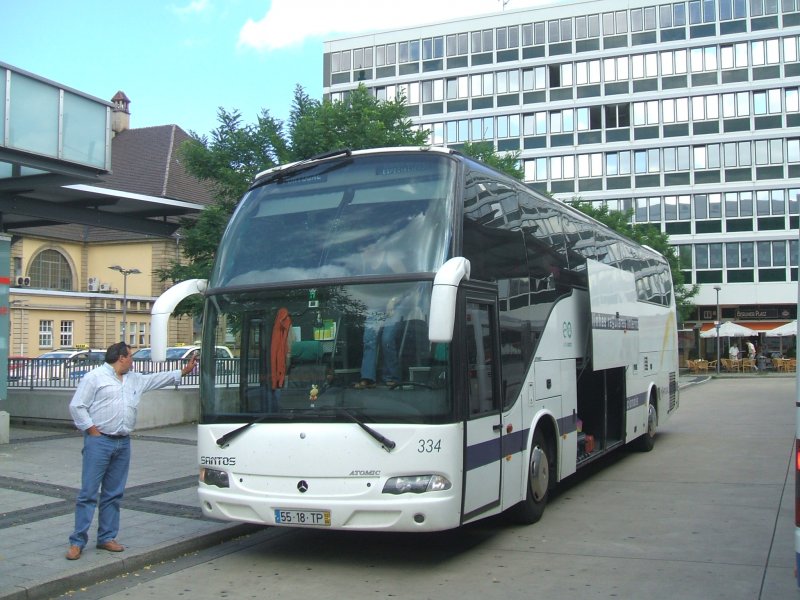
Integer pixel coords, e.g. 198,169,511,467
132,345,235,374
33,348,106,380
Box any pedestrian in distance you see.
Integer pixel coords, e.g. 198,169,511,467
65,342,198,560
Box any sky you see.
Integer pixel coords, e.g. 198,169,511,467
1,0,554,138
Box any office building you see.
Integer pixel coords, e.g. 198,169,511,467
323,0,800,360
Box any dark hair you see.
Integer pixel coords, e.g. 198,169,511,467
105,342,130,364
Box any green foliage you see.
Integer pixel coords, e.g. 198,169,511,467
289,84,428,158
569,201,698,322
458,141,523,180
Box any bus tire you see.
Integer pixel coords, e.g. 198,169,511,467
633,392,657,452
509,428,553,525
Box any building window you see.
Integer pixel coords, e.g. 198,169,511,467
29,248,74,291
331,50,351,73
633,100,659,125
753,89,782,115
695,243,724,269
751,0,781,15
721,91,750,117
446,33,469,57
375,43,397,66
719,0,748,20
471,29,494,53
398,40,420,63
496,115,520,138
784,36,799,63
352,47,373,70
663,97,690,122
496,69,520,94
603,57,630,82
694,193,723,219
661,49,688,75
576,60,602,85
751,38,781,65
720,42,748,68
60,321,73,347
726,242,755,268
756,189,786,215
138,323,147,346
39,320,53,348
631,53,659,78
606,150,632,175
758,241,787,267
446,76,469,99
605,104,631,128
577,152,604,177
663,146,692,171
754,139,784,165
522,66,546,90
471,73,494,97
496,25,520,49
725,191,754,216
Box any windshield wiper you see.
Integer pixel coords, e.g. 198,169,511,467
216,414,271,448
333,407,396,452
252,149,352,188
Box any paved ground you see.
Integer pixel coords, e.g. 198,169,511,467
0,372,793,599
0,423,257,600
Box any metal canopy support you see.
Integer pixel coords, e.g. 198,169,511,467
0,195,180,237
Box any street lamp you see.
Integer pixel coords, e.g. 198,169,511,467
714,285,722,374
10,300,28,355
108,265,142,342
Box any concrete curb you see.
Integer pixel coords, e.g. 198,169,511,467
1,523,262,600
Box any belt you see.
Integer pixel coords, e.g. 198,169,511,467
100,432,128,440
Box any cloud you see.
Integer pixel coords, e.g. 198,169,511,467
172,0,211,16
238,0,553,51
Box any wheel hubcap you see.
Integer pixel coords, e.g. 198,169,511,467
647,402,657,436
530,445,549,501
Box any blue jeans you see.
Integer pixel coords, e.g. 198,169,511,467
69,433,131,548
360,316,401,384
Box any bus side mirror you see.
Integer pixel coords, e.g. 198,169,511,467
151,279,208,361
428,257,470,343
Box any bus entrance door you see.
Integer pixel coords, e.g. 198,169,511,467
462,299,502,522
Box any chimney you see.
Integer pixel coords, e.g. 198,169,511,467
111,91,131,135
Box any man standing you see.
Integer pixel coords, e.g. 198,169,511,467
65,342,198,560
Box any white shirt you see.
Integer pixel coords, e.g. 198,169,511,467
69,363,182,435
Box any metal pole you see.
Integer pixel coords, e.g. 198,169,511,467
109,265,141,344
714,285,721,374
121,272,128,343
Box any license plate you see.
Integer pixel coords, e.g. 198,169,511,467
274,508,331,526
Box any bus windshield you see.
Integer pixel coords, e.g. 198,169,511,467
210,153,456,288
200,281,452,425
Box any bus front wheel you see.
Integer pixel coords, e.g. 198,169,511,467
510,428,553,525
633,393,657,452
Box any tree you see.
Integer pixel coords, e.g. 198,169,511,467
289,84,428,158
569,201,698,322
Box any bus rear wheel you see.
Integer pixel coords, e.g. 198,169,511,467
509,428,552,525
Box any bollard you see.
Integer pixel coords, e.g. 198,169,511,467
0,411,9,444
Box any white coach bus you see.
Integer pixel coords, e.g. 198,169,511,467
152,147,679,531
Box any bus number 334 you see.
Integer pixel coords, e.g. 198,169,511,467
418,439,442,453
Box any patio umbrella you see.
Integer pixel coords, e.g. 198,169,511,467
699,321,757,338
764,320,797,337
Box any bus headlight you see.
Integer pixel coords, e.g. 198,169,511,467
382,475,452,495
200,467,230,488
